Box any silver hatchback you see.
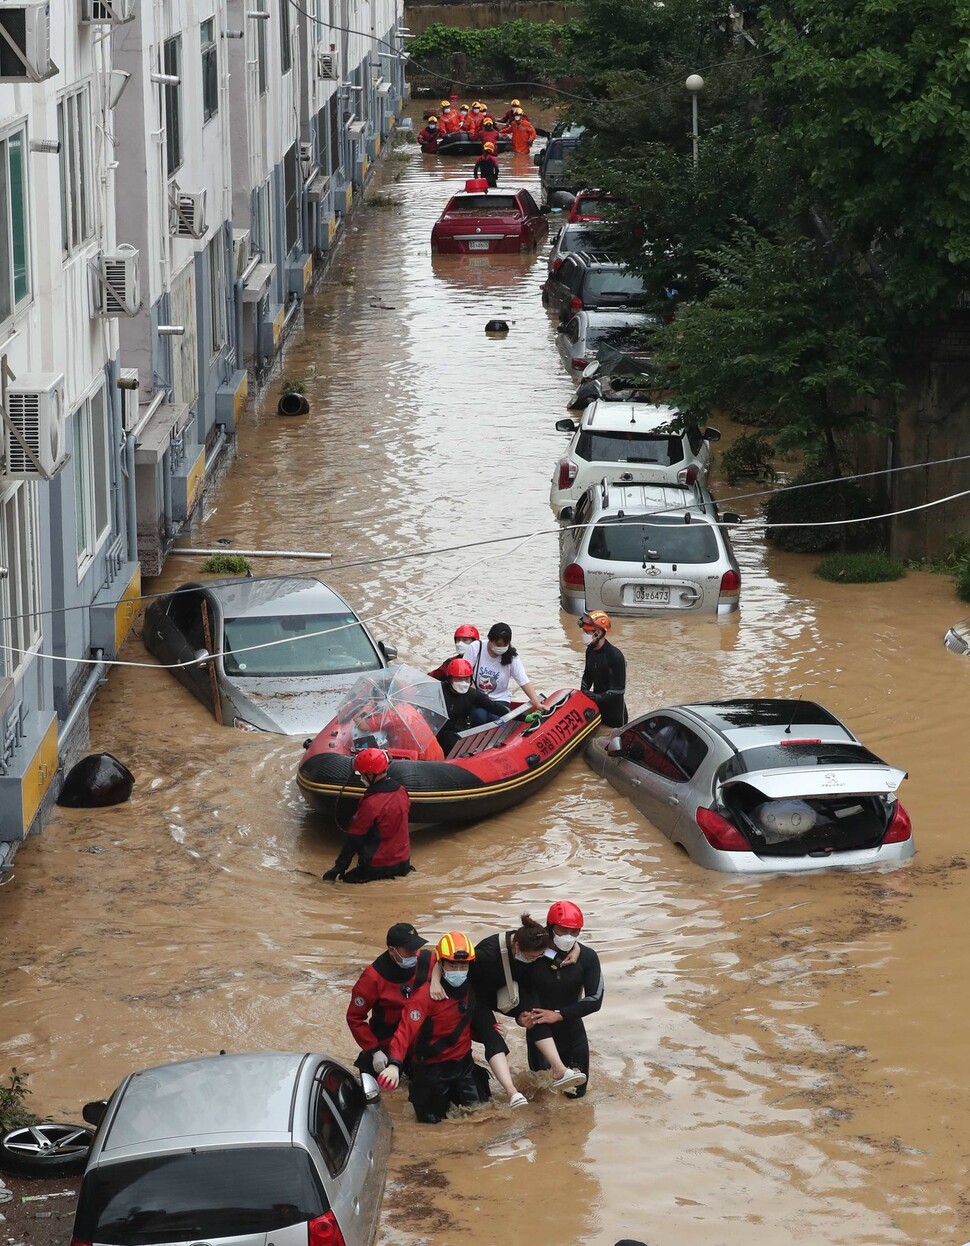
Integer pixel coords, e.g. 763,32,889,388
585,698,914,873
72,1052,391,1246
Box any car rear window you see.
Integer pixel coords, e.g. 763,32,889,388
587,515,720,563
447,195,518,214
561,226,603,253
74,1147,328,1245
723,742,884,778
583,270,647,303
575,430,684,465
222,611,382,677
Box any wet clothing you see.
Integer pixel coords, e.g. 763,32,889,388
331,775,412,881
387,979,491,1122
501,118,537,153
473,153,499,187
525,943,604,1099
438,109,462,134
437,684,506,755
417,126,441,153
470,932,536,1018
463,640,530,705
463,110,485,135
347,948,435,1073
581,638,628,728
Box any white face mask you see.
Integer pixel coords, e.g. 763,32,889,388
455,640,469,655
491,643,509,655
450,679,471,694
581,633,596,647
442,968,468,987
553,933,577,952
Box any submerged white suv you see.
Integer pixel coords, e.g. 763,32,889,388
550,400,719,519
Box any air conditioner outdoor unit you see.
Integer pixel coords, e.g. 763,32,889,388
0,2,58,83
79,0,135,23
232,228,251,278
119,368,139,433
171,189,207,239
2,373,67,480
95,245,141,317
317,49,338,79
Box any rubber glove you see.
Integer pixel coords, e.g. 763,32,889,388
378,1065,400,1090
524,711,542,723
371,1051,389,1075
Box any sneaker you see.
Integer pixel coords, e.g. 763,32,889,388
509,1092,527,1109
550,1068,586,1091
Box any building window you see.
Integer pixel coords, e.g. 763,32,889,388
0,128,30,325
280,0,292,74
57,88,93,256
0,483,41,675
327,93,340,177
73,386,111,571
201,18,218,122
163,35,182,175
208,233,226,357
283,144,298,254
255,0,267,95
254,181,272,262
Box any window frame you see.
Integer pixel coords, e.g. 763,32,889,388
163,35,183,176
0,125,31,329
208,233,226,358
201,18,218,123
73,383,112,576
0,482,41,677
254,0,267,95
57,86,94,257
279,0,292,74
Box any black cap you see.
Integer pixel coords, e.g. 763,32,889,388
386,923,427,952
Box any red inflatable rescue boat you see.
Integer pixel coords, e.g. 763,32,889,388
297,689,601,828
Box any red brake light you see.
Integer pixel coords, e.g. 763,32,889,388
883,800,912,844
552,257,563,271
570,296,583,312
719,569,741,595
695,806,752,852
677,464,699,485
563,562,585,588
309,1212,347,1246
71,1239,93,1246
572,358,587,369
558,459,578,490
779,738,822,745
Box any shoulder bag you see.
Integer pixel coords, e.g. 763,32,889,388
495,931,520,1014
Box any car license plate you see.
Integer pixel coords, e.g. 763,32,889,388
633,586,670,604
468,240,490,251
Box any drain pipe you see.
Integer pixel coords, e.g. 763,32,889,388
60,649,107,745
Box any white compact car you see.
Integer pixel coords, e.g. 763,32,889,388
550,400,719,518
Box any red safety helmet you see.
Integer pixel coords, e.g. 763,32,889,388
445,658,473,679
454,624,480,642
547,900,584,930
353,748,390,777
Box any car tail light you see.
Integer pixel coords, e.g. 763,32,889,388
570,296,583,312
718,569,741,604
779,738,822,746
572,358,587,369
563,562,585,589
309,1212,347,1246
677,464,698,485
71,1239,93,1246
558,459,578,490
695,807,752,852
552,257,563,271
882,800,912,843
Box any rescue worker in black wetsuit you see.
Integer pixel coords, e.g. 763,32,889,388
473,142,500,187
521,900,604,1098
378,931,490,1123
345,922,435,1076
435,657,507,755
579,610,628,728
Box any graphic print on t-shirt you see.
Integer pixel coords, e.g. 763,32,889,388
476,658,502,695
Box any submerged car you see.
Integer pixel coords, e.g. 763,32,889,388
585,698,914,873
555,308,659,374
143,576,396,734
550,401,718,518
430,188,548,255
943,617,970,655
547,221,606,275
542,251,647,318
72,1051,390,1246
559,479,741,617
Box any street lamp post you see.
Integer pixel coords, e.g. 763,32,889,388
685,73,705,167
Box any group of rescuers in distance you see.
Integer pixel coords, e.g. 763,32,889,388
417,98,540,185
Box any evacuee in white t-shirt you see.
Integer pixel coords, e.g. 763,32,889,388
463,623,543,713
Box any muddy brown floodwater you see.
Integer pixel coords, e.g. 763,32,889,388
2,109,970,1246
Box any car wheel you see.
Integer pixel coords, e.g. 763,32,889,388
0,1122,95,1175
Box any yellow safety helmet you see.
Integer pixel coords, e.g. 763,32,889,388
436,931,476,962
483,142,496,152
440,99,451,108
510,98,521,106
513,107,524,117
427,115,438,123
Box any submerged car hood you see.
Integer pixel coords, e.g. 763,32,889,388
719,765,907,799
222,673,370,735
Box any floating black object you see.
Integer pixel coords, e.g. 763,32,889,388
485,320,509,334
278,393,310,416
57,753,134,808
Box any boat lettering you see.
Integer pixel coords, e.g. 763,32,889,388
534,708,585,757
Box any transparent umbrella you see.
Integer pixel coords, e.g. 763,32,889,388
339,663,449,754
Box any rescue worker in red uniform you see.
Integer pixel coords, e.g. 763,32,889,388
321,749,414,883
499,97,522,124
478,117,500,150
501,109,537,153
417,116,442,152
346,922,435,1076
464,103,485,137
428,623,479,680
378,931,490,1123
437,101,462,134
473,142,500,188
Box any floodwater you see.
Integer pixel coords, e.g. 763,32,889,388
2,113,970,1246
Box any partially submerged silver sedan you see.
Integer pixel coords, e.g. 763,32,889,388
72,1051,391,1246
944,617,970,655
143,576,396,734
585,698,914,872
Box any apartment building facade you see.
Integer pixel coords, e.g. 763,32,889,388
0,0,406,868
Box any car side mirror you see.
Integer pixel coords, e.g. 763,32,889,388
606,736,623,754
380,642,398,661
720,512,743,525
533,152,542,166
83,1099,108,1127
361,1072,382,1104
555,418,575,432
703,426,721,441
559,506,574,522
